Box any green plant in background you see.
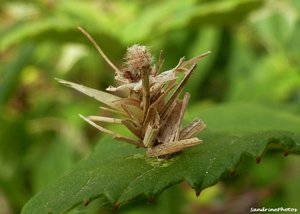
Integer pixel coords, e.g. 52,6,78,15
1,0,300,214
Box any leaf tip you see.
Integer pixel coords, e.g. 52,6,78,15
79,114,85,120
229,169,236,177
195,189,201,197
83,198,91,207
146,195,156,204
113,202,121,210
54,77,63,83
255,156,261,164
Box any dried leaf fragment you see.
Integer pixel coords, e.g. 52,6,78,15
147,138,203,157
56,78,124,112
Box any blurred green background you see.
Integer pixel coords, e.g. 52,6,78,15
1,0,300,213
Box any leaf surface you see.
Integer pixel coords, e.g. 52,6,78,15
22,103,300,214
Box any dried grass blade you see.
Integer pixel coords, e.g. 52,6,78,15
149,71,177,97
180,118,207,140
143,108,160,147
106,82,142,92
154,93,189,143
158,101,182,143
113,136,143,147
79,114,141,146
121,105,143,124
160,64,197,117
181,51,211,68
78,27,121,74
150,82,176,110
173,92,190,140
147,138,202,157
153,50,164,76
99,106,128,117
142,67,150,121
112,98,140,107
174,57,185,71
153,70,177,84
56,78,124,111
159,100,177,129
143,106,159,131
87,116,122,124
122,119,142,139
143,124,159,148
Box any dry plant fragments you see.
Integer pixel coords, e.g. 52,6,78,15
57,27,210,157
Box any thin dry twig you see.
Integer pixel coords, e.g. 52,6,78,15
78,27,120,74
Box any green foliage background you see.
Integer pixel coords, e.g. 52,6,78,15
1,0,300,213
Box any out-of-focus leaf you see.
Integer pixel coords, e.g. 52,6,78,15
0,117,32,212
185,27,221,102
188,102,300,133
187,0,263,27
121,0,263,43
22,103,300,214
250,0,298,50
284,157,300,211
225,34,300,103
0,1,132,51
0,43,34,106
0,17,74,52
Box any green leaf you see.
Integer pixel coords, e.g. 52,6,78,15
22,103,300,214
121,0,263,42
0,43,34,106
0,16,74,52
0,1,122,51
187,102,300,133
